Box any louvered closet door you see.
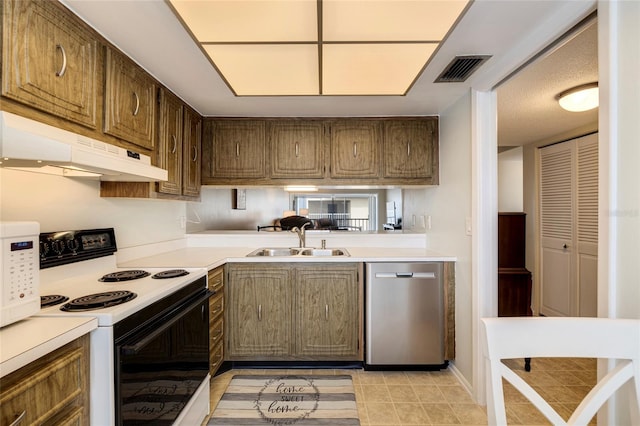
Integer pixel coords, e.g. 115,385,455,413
538,134,599,317
539,142,575,317
577,134,598,317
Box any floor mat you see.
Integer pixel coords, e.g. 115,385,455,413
208,374,360,425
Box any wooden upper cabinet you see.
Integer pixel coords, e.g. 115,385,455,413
157,89,183,196
2,0,99,129
270,120,325,179
383,119,438,182
206,120,266,179
182,107,202,197
330,120,380,179
104,47,156,150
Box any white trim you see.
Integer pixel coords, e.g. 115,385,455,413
471,89,498,405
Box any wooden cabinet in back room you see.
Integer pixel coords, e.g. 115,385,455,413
497,212,532,318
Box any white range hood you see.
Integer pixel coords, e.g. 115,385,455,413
0,112,168,182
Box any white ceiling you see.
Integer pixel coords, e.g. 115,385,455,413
497,18,598,147
61,0,597,146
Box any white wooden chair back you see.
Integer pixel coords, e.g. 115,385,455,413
481,317,640,425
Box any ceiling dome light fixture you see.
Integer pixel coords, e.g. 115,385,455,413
557,82,599,112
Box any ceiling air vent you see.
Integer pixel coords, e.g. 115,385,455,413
435,55,491,83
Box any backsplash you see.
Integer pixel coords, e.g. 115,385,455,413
0,169,185,248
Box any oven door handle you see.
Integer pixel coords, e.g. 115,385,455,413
120,290,211,356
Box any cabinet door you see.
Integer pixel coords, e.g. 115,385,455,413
2,0,99,128
157,89,183,195
0,337,89,426
182,107,202,197
270,120,324,178
104,47,156,150
209,120,266,178
295,264,359,358
383,119,438,179
330,121,380,179
226,265,292,358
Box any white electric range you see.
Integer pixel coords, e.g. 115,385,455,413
36,228,211,426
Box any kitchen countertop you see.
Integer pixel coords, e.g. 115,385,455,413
118,246,456,270
0,316,97,378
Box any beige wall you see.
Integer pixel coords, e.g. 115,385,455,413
498,147,523,212
425,92,473,385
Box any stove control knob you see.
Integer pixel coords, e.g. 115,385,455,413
51,240,65,256
40,241,50,257
67,238,79,253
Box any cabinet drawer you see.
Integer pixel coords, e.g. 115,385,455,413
209,342,224,376
209,292,224,322
210,316,224,348
208,268,224,294
0,347,83,425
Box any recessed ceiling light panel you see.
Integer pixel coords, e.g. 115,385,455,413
323,43,438,95
322,0,469,41
170,0,317,42
204,44,319,96
169,0,471,96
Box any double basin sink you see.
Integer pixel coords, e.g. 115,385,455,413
247,247,350,257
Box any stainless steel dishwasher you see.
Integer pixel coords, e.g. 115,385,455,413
365,262,444,366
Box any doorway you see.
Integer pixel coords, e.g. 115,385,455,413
496,17,598,317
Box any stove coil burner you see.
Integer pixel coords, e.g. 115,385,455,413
60,291,137,312
152,269,190,279
41,295,69,308
99,270,150,282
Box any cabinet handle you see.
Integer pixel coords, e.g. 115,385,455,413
563,244,568,249
407,141,411,157
171,135,177,154
258,304,262,321
192,146,198,162
10,410,26,426
132,92,140,116
353,142,358,158
295,142,300,157
236,143,240,157
55,44,67,77
325,304,329,320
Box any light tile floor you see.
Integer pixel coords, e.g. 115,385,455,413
206,357,597,425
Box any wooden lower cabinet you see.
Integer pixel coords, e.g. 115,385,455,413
294,266,359,358
0,335,90,426
226,265,292,358
208,266,225,376
225,263,362,361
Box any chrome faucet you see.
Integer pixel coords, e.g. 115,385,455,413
291,222,312,248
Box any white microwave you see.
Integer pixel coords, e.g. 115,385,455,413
0,222,40,327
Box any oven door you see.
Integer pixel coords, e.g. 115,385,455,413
115,290,211,425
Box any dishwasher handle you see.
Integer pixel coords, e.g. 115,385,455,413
374,272,436,279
